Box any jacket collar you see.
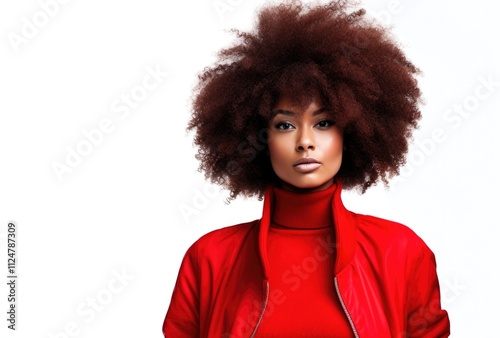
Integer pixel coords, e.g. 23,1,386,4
258,178,357,279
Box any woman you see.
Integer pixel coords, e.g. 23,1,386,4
163,1,450,337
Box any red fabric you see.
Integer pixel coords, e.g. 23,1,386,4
254,184,354,337
163,179,450,337
270,182,335,230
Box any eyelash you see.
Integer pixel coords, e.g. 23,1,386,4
317,120,335,128
274,122,293,130
274,119,335,130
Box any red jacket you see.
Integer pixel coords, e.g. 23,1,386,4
163,180,450,337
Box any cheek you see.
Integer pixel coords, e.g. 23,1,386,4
267,136,291,167
333,138,343,155
268,141,284,163
328,129,343,154
321,134,343,155
322,134,343,178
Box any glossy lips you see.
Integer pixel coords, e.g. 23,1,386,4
293,157,321,173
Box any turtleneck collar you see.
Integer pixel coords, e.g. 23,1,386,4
271,183,336,229
259,178,358,279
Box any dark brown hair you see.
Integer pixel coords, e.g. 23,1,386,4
187,0,422,201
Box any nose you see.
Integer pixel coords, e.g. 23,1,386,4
296,127,315,152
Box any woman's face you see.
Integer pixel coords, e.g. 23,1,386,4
267,95,343,192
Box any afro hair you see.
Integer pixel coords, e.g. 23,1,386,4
187,0,422,201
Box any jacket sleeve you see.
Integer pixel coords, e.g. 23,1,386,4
406,242,450,337
162,243,200,337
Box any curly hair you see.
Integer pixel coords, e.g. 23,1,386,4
187,0,422,202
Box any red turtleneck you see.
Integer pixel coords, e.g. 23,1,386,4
255,183,355,337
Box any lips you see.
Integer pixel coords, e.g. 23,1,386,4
293,157,321,173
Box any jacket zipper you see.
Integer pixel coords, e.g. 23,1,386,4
249,280,269,338
246,279,357,337
334,277,360,338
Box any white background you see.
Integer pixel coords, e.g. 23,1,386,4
0,0,498,337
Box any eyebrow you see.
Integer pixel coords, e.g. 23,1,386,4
271,107,328,118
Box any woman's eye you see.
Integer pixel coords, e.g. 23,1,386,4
317,120,335,128
275,122,294,130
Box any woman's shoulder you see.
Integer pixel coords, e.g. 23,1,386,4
355,213,432,253
184,219,260,258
